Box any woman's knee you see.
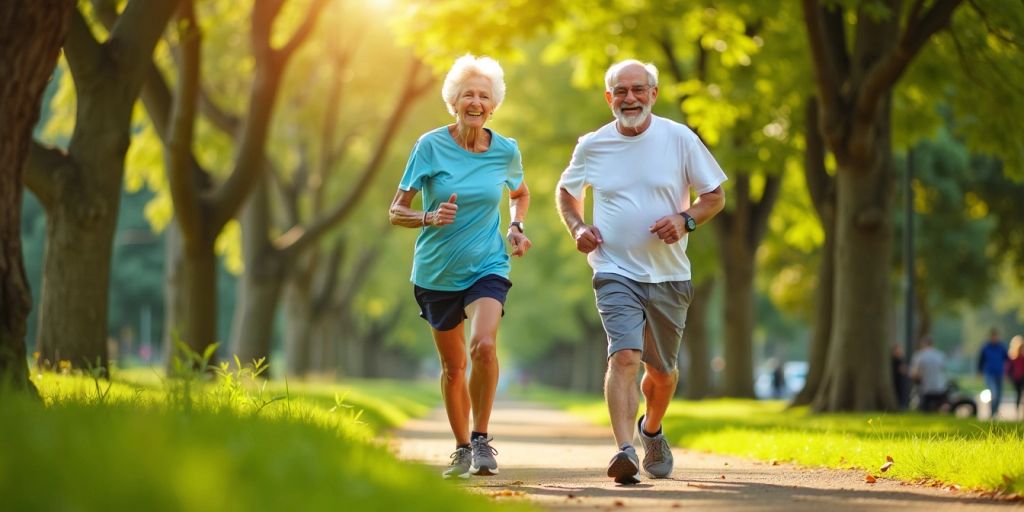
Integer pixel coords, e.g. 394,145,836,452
439,357,467,382
470,336,497,364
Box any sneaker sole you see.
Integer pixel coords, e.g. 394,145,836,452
607,453,640,485
470,465,499,476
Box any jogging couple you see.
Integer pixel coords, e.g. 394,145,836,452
388,55,726,484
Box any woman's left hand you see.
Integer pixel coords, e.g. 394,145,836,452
507,230,532,257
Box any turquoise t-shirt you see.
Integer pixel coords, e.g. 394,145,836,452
399,126,524,291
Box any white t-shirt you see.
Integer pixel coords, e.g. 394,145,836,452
910,346,948,394
558,115,727,283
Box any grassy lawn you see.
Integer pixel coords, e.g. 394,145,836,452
516,386,1024,496
0,367,533,512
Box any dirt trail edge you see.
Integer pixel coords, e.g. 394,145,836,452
391,399,1021,511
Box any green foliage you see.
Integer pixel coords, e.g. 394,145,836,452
1,371,530,512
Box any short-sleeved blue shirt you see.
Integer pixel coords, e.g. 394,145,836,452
399,126,524,291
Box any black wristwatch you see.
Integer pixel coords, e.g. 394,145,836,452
680,212,697,232
510,221,524,233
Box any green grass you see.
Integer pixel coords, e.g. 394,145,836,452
1,368,533,512
515,386,1024,496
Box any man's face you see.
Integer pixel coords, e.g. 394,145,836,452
605,65,657,129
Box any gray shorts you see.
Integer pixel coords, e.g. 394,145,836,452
592,272,694,374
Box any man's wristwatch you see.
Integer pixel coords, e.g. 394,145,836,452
680,212,697,232
510,221,524,233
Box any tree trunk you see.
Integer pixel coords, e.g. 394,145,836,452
793,96,835,407
36,183,119,370
230,177,286,366
162,224,187,361
181,235,218,360
813,97,898,412
718,230,756,397
713,171,780,398
284,268,315,376
681,277,715,399
0,0,72,391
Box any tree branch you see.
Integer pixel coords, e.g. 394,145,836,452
24,142,71,209
165,0,202,238
278,0,330,58
64,7,106,88
803,96,834,221
212,0,327,230
105,0,180,84
281,58,432,257
750,173,782,246
800,1,847,124
858,0,963,119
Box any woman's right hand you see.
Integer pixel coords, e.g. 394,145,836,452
428,193,459,226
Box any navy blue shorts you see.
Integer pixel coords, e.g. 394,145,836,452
413,274,513,331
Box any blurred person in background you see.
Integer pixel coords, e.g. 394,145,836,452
977,328,1008,418
1006,335,1024,420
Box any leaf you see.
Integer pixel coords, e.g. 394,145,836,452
865,474,877,483
886,455,894,463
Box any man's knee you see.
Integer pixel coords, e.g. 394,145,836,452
645,365,679,386
608,349,642,374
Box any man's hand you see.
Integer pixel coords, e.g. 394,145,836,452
573,224,603,253
508,229,532,257
649,214,687,245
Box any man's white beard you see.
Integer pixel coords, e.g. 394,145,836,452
615,103,652,129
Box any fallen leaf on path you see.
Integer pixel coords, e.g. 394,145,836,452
865,474,877,483
566,494,575,499
489,490,525,498
509,480,524,485
769,459,780,466
613,499,625,507
720,475,726,479
687,483,710,489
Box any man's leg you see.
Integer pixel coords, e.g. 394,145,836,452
606,349,642,447
640,363,679,433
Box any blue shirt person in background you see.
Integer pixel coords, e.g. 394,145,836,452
978,327,1009,418
388,55,531,479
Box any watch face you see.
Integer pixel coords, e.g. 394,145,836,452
685,217,696,231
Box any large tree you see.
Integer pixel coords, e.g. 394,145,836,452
149,0,328,364
0,0,76,391
24,0,179,371
800,0,970,411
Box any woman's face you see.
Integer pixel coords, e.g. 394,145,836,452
453,75,494,129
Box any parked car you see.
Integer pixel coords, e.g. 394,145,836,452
754,361,808,399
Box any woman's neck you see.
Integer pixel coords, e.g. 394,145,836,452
450,122,489,153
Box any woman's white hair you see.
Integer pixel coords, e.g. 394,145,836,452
441,54,506,116
604,59,659,91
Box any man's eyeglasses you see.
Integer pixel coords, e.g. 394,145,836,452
611,85,651,98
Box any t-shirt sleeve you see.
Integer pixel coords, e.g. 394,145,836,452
398,137,433,191
505,138,524,191
558,135,589,199
683,130,728,195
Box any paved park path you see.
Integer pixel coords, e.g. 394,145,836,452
391,399,1022,511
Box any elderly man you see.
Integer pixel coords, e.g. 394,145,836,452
556,59,726,484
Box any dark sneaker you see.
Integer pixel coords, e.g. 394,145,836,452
470,437,499,476
442,446,472,479
638,416,674,478
607,444,641,484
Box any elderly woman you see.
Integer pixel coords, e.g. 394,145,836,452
388,54,531,479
